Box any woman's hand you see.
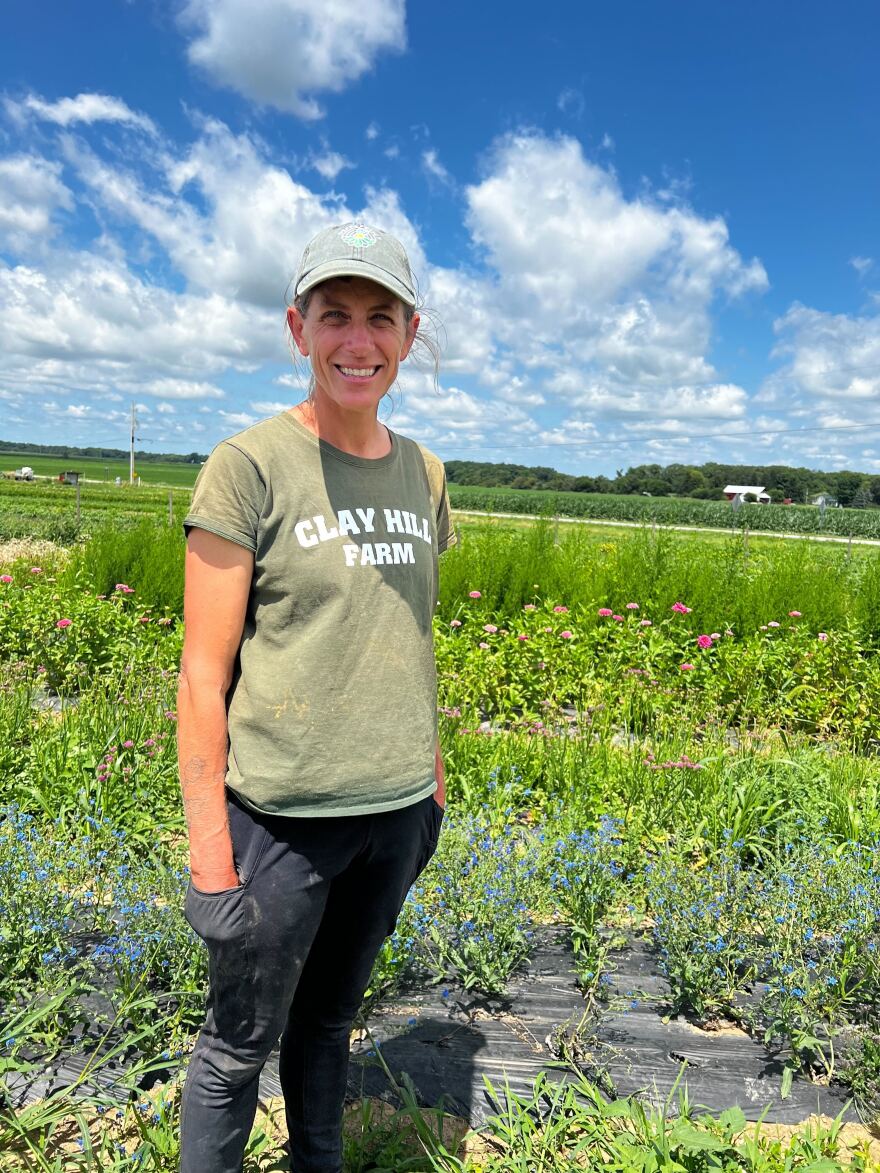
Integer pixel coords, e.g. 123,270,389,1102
192,865,241,894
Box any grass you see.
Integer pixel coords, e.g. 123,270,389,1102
4,522,880,1167
0,453,202,486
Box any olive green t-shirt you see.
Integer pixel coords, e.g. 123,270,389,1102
184,411,456,817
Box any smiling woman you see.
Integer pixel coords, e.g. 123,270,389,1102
177,222,456,1173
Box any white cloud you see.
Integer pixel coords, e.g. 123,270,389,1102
851,255,874,277
384,144,400,159
250,399,291,414
12,92,156,134
769,303,880,405
69,120,339,308
179,0,407,119
218,409,257,429
141,378,226,400
0,155,73,246
557,88,585,118
156,402,176,414
366,122,380,141
310,149,354,182
422,149,453,186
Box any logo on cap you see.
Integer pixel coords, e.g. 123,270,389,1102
338,223,379,249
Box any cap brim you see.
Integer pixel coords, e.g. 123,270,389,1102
296,258,416,307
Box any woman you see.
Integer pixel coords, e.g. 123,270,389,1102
177,222,455,1172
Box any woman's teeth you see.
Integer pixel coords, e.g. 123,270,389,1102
338,366,379,377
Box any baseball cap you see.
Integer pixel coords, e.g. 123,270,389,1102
293,223,416,308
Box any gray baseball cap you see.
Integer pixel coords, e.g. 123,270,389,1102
294,222,416,307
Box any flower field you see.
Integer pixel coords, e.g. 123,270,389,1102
3,520,880,1169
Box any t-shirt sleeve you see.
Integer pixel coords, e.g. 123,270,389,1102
418,445,457,554
435,467,457,554
183,441,266,552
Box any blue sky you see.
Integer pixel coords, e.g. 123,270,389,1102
1,0,877,475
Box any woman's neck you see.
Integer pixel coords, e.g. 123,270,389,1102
291,399,391,458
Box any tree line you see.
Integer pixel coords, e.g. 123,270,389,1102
0,441,207,465
444,460,880,508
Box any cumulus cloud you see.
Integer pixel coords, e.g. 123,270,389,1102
309,148,355,182
422,149,453,187
179,0,407,119
461,131,768,440
769,303,880,405
250,399,291,415
851,255,874,277
0,154,73,246
0,101,777,462
11,92,156,134
557,88,585,118
68,120,339,308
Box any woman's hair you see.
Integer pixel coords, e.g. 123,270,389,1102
284,276,443,405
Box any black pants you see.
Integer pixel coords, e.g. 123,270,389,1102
180,789,443,1173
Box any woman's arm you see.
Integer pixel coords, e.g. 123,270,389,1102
434,740,446,808
177,528,254,892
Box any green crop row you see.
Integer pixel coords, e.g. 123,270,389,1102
448,483,880,540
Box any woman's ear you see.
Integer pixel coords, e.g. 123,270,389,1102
287,305,309,357
400,311,420,361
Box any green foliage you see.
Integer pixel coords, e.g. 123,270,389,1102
449,482,880,538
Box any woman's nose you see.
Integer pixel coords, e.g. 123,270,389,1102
342,320,372,351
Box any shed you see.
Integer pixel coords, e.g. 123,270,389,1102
59,470,80,486
723,484,771,505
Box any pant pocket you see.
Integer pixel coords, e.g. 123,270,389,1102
226,789,273,887
409,797,444,887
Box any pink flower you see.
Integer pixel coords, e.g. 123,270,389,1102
55,618,72,629
553,605,569,613
468,590,482,599
696,634,713,649
598,607,613,617
115,583,135,594
158,616,173,626
543,626,552,632
671,601,691,614
30,566,42,575
680,662,695,671
138,616,151,624
122,740,134,748
612,614,624,622
710,633,721,640
788,610,802,618
523,604,537,611
559,630,573,639
0,575,12,584
478,641,490,649
164,710,177,721
767,621,780,628
818,632,828,641
518,634,530,642
450,619,462,628
725,629,734,637
639,619,652,627
626,602,640,610
483,624,498,634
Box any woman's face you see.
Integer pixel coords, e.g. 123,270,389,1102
287,277,419,418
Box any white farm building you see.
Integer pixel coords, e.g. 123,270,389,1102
722,485,772,505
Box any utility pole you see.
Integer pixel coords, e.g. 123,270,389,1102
129,402,138,485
